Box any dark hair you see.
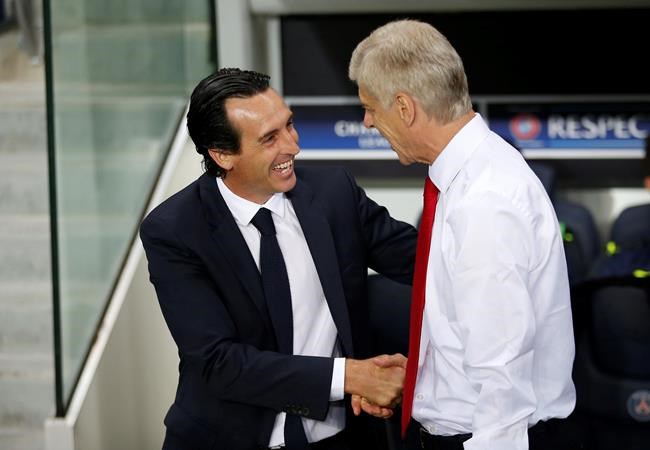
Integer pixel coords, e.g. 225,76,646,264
186,68,271,177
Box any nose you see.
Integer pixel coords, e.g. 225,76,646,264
284,127,300,155
363,111,374,129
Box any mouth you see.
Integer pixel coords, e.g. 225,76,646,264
272,158,294,175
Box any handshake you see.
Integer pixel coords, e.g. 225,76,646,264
345,354,407,419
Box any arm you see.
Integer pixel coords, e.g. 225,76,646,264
140,213,333,419
449,192,538,449
141,212,405,419
342,169,418,283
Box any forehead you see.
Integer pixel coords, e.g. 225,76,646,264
358,86,379,107
225,89,290,135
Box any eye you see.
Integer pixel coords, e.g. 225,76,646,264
262,134,277,145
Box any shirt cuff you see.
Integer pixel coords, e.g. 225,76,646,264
329,357,345,401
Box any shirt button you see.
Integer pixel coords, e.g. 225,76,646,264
416,394,424,400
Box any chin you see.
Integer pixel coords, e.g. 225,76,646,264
278,176,297,193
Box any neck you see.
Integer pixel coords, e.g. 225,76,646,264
419,111,475,165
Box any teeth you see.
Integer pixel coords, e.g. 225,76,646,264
274,160,293,170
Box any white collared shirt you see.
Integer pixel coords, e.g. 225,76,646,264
412,114,576,449
216,178,345,447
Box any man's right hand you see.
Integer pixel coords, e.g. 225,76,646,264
344,353,407,416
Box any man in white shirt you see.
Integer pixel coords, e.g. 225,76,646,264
349,20,578,450
140,68,416,450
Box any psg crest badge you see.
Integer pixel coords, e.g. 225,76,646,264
627,390,650,422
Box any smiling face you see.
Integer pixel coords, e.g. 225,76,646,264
211,89,299,204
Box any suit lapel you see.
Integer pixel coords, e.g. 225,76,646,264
198,174,269,322
287,180,354,356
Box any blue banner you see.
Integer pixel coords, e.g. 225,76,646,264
292,105,391,151
488,103,650,152
289,101,650,158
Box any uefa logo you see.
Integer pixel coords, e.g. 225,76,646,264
627,390,650,422
509,114,542,141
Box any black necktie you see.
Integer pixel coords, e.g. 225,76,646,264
251,208,308,450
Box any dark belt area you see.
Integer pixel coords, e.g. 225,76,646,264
418,427,471,450
418,419,554,450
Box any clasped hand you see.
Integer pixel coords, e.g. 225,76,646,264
345,353,406,419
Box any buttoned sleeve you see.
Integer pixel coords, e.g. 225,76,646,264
447,190,538,450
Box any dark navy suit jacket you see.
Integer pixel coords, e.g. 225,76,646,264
140,167,417,449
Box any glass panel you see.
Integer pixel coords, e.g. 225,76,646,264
46,0,214,410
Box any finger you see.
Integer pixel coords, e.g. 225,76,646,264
388,353,407,368
361,402,383,416
372,353,407,368
361,396,394,418
371,354,394,368
351,395,362,416
363,403,393,418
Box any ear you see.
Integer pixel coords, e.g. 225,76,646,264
644,176,650,190
208,148,235,172
395,93,416,126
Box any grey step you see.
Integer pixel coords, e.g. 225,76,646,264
0,354,53,382
0,427,45,450
0,154,49,215
0,297,52,354
0,355,53,429
0,108,46,153
0,216,51,283
0,379,53,428
84,0,210,24
53,95,184,152
54,0,209,28
0,281,52,308
54,23,212,86
0,84,46,109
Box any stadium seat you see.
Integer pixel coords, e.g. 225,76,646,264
610,204,650,251
555,199,601,285
571,278,650,449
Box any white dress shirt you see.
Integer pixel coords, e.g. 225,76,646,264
412,114,576,450
217,178,345,447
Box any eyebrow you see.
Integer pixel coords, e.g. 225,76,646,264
258,112,294,143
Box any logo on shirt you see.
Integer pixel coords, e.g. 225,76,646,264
627,390,650,422
509,114,542,141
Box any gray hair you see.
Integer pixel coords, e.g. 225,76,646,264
349,20,473,124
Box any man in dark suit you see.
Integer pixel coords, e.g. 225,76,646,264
140,68,417,450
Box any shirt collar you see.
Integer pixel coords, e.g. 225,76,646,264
429,113,490,193
216,177,286,226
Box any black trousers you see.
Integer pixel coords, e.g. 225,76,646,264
413,418,582,450
163,429,352,450
307,431,353,450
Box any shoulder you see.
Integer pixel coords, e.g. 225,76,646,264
295,165,357,198
296,165,353,186
140,175,204,237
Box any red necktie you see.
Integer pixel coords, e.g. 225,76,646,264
402,177,439,437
